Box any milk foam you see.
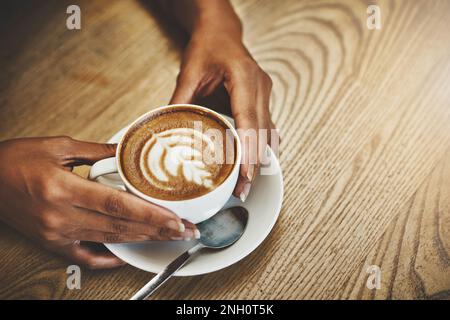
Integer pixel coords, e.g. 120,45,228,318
139,128,216,190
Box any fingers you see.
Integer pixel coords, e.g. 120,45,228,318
59,241,126,270
170,61,226,104
181,219,201,241
255,72,277,171
170,67,200,104
269,119,280,158
75,229,198,243
46,136,117,166
68,174,186,232
65,139,117,165
226,66,260,201
68,207,199,241
75,231,153,243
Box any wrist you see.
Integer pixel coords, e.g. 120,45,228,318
190,2,243,40
191,18,244,48
196,14,242,35
168,0,243,42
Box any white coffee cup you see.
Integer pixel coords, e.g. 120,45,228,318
89,104,242,224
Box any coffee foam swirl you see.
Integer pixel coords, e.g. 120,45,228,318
139,128,216,191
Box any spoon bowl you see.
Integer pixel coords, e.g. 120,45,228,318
197,206,248,249
131,206,249,300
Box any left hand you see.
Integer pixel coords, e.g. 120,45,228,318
170,28,278,201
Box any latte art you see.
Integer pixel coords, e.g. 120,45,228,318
121,107,236,200
140,128,215,190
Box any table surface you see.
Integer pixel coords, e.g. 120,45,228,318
1,0,450,300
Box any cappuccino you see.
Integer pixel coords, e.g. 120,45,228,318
120,106,236,200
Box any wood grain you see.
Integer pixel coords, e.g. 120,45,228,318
1,0,450,299
341,148,450,300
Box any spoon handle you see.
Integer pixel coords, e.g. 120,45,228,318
130,243,204,300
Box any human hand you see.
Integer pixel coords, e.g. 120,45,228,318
0,137,198,269
171,24,278,202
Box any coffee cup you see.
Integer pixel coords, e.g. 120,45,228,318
89,104,242,224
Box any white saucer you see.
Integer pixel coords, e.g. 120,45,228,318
95,116,283,276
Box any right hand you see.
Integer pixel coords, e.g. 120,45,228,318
0,136,198,269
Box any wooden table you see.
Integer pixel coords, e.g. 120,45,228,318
1,0,449,300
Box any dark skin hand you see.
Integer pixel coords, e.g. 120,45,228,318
0,137,198,269
0,0,278,270
164,0,279,201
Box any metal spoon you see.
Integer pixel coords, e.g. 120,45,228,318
130,206,248,300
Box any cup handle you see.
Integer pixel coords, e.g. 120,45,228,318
89,157,119,180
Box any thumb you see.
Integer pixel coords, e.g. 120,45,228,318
65,138,116,165
60,241,126,270
170,70,199,104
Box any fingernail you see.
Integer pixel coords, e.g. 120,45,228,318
167,220,185,232
247,164,255,182
194,229,201,239
171,237,183,241
183,228,197,241
240,183,251,202
183,228,194,238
